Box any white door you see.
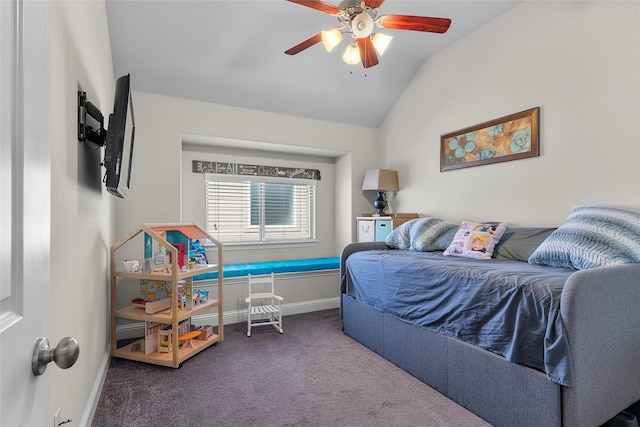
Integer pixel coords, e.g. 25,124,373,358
1,1,52,426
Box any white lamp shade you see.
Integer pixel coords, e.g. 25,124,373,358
321,29,343,52
342,43,361,65
371,33,392,55
362,169,399,191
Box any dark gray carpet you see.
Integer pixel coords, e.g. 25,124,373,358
91,309,492,426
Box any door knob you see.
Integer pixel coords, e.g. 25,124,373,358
31,337,80,376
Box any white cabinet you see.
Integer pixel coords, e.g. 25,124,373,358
355,214,419,243
356,217,392,242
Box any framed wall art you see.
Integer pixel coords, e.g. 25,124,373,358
440,107,539,171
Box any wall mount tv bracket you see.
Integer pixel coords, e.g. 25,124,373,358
77,90,106,149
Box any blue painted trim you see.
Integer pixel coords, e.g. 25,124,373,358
194,257,340,280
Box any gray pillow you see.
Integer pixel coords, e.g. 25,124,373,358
493,227,556,262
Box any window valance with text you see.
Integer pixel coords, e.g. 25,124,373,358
193,160,321,181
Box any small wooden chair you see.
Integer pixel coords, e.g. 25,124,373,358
245,273,283,337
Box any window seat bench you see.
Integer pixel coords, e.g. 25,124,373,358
193,257,340,281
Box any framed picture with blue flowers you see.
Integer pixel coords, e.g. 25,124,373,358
440,107,539,171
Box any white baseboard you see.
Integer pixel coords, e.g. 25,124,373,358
116,297,340,340
79,346,111,427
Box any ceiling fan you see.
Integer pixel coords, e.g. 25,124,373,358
284,0,452,69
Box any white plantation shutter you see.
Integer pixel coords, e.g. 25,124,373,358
205,173,316,244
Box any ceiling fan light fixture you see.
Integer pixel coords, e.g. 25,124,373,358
342,43,361,65
285,1,452,69
371,33,392,55
321,28,343,52
351,12,374,38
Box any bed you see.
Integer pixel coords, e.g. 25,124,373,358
340,207,640,426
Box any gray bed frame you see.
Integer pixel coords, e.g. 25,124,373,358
340,242,640,427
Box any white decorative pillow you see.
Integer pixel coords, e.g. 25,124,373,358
528,205,640,270
443,221,508,260
385,218,457,251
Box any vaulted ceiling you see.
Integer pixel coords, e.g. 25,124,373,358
106,1,520,128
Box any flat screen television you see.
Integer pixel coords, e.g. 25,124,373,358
104,74,135,198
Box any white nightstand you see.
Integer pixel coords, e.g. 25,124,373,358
356,217,392,242
355,213,419,242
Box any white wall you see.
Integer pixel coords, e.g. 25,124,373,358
379,1,640,226
113,93,378,318
117,92,378,253
50,1,115,424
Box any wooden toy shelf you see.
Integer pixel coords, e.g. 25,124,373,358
112,331,221,368
110,223,223,368
114,297,219,323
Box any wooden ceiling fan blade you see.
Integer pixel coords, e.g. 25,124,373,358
286,0,340,15
378,15,452,34
357,37,379,69
285,33,323,55
364,0,385,8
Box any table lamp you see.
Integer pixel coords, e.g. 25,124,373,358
362,169,399,216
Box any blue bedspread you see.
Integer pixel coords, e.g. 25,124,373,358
345,249,576,386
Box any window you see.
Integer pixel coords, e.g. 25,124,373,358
205,173,316,245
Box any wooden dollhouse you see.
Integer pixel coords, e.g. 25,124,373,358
110,223,223,367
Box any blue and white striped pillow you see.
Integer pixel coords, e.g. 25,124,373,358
386,217,457,251
528,205,640,270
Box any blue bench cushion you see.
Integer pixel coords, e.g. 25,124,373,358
194,257,340,280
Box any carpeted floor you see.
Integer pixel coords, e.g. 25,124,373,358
91,309,492,427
